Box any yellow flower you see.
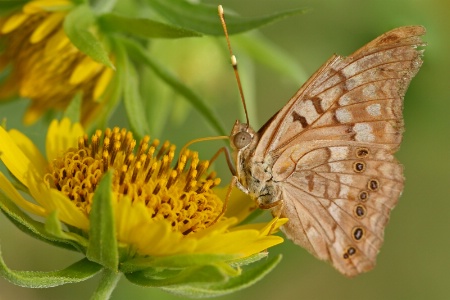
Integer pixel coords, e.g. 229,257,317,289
0,118,286,261
0,0,114,125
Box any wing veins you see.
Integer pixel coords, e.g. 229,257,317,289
286,181,382,257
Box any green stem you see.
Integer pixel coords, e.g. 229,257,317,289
91,269,121,300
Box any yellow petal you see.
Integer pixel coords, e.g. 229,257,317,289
93,67,114,101
190,217,237,239
0,172,46,217
22,102,46,125
8,129,47,177
238,236,284,257
30,12,66,44
46,118,84,162
23,0,73,14
222,187,257,223
46,188,90,230
0,126,43,187
115,196,148,244
115,199,197,256
259,217,288,236
70,57,103,85
196,230,258,254
27,175,89,230
44,28,71,55
1,13,29,34
232,217,288,233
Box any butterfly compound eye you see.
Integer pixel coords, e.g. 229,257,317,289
233,132,252,149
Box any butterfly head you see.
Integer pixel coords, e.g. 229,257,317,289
229,120,256,151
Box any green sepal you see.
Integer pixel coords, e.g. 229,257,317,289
162,254,283,298
0,251,102,288
45,211,88,250
63,92,82,124
98,13,202,39
125,262,238,288
115,41,150,140
0,0,28,16
119,36,226,136
229,252,269,267
147,0,308,36
0,189,81,252
120,253,239,273
64,4,114,69
86,171,119,271
91,268,121,300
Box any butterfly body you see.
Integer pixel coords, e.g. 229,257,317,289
229,26,425,277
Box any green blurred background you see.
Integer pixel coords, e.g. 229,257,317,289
1,0,449,299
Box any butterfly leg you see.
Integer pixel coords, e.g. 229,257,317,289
208,146,237,176
209,175,243,227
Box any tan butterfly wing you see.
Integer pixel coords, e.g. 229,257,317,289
254,26,425,276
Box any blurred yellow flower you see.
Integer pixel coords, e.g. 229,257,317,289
0,0,114,125
0,118,286,260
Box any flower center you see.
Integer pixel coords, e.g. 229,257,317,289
44,127,222,234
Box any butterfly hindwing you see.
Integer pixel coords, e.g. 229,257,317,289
271,142,404,276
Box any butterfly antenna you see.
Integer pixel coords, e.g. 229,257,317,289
218,5,250,126
179,135,229,156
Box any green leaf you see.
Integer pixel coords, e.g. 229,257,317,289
114,41,150,140
86,171,119,271
91,0,117,14
121,253,239,273
63,4,114,69
0,190,82,252
119,36,227,136
147,0,308,36
0,251,102,288
139,65,173,137
0,0,28,16
163,254,282,298
90,42,123,130
125,263,233,287
45,211,89,249
98,13,202,39
63,92,82,124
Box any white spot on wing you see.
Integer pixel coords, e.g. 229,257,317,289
320,88,341,109
298,100,320,124
339,175,353,185
330,147,349,161
339,94,351,106
366,103,381,116
363,84,377,98
353,123,375,142
328,204,342,222
342,63,357,77
336,108,352,123
339,185,350,198
330,162,345,172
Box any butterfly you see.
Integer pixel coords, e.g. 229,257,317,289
224,22,425,277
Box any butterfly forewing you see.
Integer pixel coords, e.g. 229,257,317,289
232,26,425,277
256,26,425,157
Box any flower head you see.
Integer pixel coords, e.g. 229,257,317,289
0,0,114,125
0,118,285,273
